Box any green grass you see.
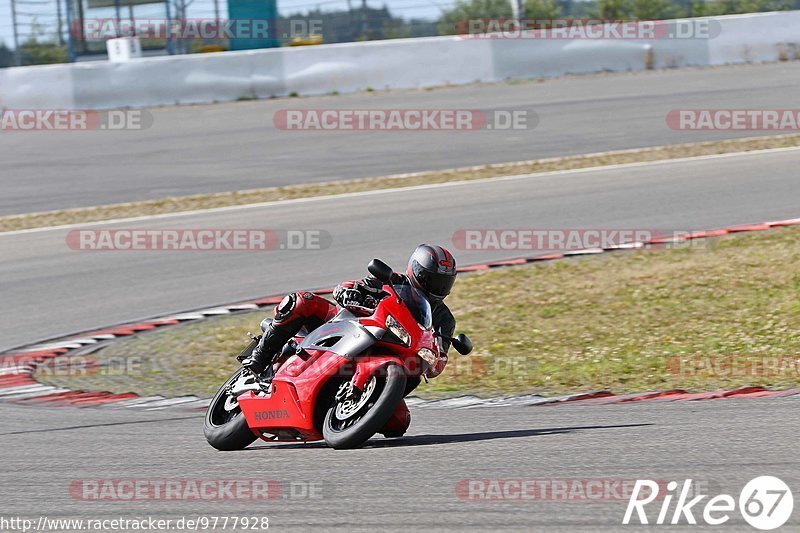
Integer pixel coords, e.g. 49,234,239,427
41,227,800,398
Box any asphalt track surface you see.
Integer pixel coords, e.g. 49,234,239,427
1,148,799,353
3,73,800,531
2,62,800,215
0,397,797,531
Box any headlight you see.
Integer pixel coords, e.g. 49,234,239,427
417,348,437,367
385,314,411,346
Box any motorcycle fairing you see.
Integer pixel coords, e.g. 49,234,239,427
298,311,383,358
237,385,320,441
239,342,361,441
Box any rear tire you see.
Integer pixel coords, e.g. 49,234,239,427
204,368,258,451
322,364,406,450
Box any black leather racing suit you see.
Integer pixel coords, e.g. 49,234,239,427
333,272,456,355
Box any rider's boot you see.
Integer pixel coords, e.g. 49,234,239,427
242,291,335,377
380,399,411,438
242,322,295,376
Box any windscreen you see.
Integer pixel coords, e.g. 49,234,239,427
393,284,433,330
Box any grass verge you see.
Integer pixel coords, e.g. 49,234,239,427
4,133,800,233
40,226,800,398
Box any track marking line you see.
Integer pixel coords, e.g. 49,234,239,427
0,385,57,397
3,145,800,237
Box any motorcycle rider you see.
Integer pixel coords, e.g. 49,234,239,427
241,244,458,379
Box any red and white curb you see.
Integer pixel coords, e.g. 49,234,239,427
405,386,800,409
2,217,799,410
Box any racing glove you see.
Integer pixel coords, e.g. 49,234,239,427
340,288,365,308
333,284,378,311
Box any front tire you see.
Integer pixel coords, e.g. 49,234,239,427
204,368,258,451
322,364,407,450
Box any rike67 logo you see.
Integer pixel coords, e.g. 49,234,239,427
623,476,794,530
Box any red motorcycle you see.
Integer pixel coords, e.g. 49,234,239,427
204,259,473,450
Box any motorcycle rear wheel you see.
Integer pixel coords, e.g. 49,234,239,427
322,363,407,450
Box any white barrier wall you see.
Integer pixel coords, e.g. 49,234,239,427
280,35,494,97
706,11,800,64
491,39,653,80
1,11,799,110
0,62,77,108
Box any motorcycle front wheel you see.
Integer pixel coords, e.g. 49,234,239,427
204,368,258,451
322,363,407,450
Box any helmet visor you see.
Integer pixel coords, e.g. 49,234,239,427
412,261,456,298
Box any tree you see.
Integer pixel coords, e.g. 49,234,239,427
524,0,563,19
21,40,68,65
566,0,600,17
594,0,632,19
438,0,514,35
630,0,686,19
15,22,68,66
692,0,793,16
